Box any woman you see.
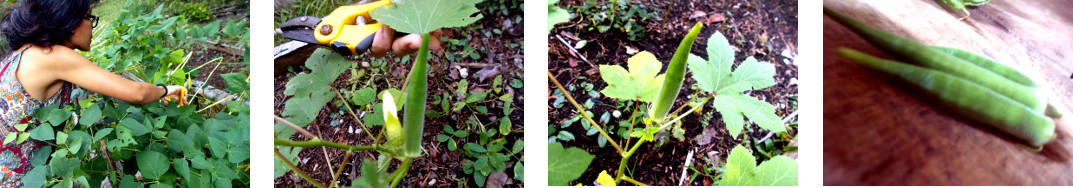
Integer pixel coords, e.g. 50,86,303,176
0,0,183,184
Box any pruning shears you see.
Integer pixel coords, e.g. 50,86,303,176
279,0,406,56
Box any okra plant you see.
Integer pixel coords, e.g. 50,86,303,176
21,3,252,187
275,0,490,187
549,23,797,186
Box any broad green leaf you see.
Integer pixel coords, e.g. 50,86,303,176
514,161,524,181
369,0,484,35
220,73,249,97
721,145,755,186
548,0,570,33
14,123,27,131
78,104,102,127
50,155,78,177
351,87,377,106
46,108,72,126
599,51,666,102
94,128,113,141
120,118,149,136
596,170,616,186
464,143,487,153
17,132,29,144
687,31,782,137
752,156,798,186
548,142,594,186
22,166,47,188
720,145,798,186
2,132,15,144
174,158,191,180
282,49,351,129
30,146,50,167
137,151,169,179
712,94,784,137
362,103,385,127
29,125,54,141
57,131,68,145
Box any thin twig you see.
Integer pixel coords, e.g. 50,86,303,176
276,116,317,139
321,147,335,187
549,72,624,154
330,151,353,188
276,149,327,188
622,176,650,186
658,96,712,130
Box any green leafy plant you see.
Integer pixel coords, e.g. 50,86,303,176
548,22,796,186
21,2,253,187
571,0,656,40
687,31,783,138
720,145,797,186
548,0,570,34
547,142,594,186
276,0,494,187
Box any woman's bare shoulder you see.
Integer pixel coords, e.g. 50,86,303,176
22,45,93,70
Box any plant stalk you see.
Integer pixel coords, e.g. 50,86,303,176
616,138,646,184
276,116,317,139
389,157,414,188
548,72,625,155
658,96,712,130
274,138,398,156
401,34,431,157
622,176,650,186
275,149,326,188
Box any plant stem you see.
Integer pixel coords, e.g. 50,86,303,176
276,116,317,139
389,157,414,188
274,138,398,156
275,149,326,188
615,138,646,184
622,176,650,186
658,95,712,130
548,71,625,155
330,151,353,188
401,34,431,157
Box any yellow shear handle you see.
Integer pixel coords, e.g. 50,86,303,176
164,88,187,106
314,0,392,55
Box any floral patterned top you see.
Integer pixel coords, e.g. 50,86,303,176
0,47,74,186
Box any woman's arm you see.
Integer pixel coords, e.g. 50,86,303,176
45,46,183,104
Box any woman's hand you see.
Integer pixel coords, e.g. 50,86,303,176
161,85,186,105
368,25,444,58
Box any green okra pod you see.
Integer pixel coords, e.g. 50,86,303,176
838,48,1055,146
929,46,1039,89
648,23,703,121
824,7,1045,112
401,33,431,157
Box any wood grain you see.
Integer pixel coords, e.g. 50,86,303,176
823,0,1073,185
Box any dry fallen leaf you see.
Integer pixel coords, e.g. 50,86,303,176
706,14,726,24
690,11,708,19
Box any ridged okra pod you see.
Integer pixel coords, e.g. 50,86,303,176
648,23,702,121
838,48,1055,146
824,7,1045,112
402,34,431,157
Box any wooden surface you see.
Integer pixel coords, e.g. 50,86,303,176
823,0,1073,185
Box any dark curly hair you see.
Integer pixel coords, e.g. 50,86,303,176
0,0,95,54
